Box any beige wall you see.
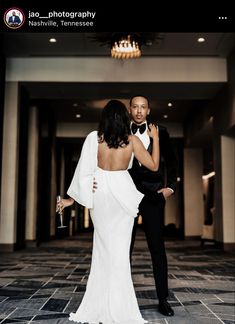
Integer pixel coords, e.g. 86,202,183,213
165,190,181,229
25,106,38,241
227,50,235,127
6,57,227,82
184,148,204,237
0,82,19,246
221,135,235,243
213,133,223,242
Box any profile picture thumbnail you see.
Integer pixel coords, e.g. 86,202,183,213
4,7,25,29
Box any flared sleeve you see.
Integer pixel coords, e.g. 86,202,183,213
67,131,98,209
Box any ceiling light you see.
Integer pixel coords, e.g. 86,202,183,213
197,37,205,43
163,114,168,119
111,34,141,59
49,38,57,43
76,114,81,118
168,102,173,107
73,103,78,107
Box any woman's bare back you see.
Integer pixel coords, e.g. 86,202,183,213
98,130,159,172
98,136,133,171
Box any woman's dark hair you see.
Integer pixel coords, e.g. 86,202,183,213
98,100,131,148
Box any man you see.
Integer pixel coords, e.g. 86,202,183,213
8,11,21,26
128,95,177,317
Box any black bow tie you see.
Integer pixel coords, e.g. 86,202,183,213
131,123,146,134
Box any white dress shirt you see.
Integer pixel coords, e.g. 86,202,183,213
131,121,150,149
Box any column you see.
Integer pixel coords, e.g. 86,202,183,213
0,53,6,195
213,132,223,244
0,82,19,251
25,106,39,245
184,148,204,238
221,135,235,250
50,131,57,237
60,147,65,197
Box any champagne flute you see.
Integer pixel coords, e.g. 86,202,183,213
56,195,67,228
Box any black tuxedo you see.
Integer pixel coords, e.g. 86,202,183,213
129,124,177,195
8,15,21,25
129,123,177,301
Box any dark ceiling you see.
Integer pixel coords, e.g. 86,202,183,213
2,32,235,57
3,32,235,124
23,82,222,123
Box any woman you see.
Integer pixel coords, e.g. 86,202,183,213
57,100,159,324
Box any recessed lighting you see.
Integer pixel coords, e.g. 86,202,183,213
168,102,173,107
73,103,78,107
197,37,205,43
163,114,168,119
76,114,81,118
49,38,57,43
177,177,181,182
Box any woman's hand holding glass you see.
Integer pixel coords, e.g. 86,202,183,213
56,196,74,228
56,196,74,213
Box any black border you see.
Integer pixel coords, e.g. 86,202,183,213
0,1,234,33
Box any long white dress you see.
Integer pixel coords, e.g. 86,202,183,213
67,131,147,324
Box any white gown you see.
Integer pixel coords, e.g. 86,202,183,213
67,131,147,324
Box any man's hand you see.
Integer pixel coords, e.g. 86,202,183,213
157,188,173,200
92,177,98,193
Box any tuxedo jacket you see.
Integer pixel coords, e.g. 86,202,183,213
129,124,178,195
8,16,21,24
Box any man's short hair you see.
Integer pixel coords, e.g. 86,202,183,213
129,95,150,107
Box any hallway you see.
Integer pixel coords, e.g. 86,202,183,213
0,230,234,324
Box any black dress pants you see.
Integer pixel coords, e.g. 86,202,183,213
130,192,168,301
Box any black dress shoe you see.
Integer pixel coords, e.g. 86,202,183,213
158,300,174,316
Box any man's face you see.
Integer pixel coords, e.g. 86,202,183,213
129,96,150,124
12,11,16,16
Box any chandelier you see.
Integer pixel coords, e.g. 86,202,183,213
111,34,141,59
90,33,165,59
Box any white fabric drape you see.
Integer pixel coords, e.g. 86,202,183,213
67,131,98,209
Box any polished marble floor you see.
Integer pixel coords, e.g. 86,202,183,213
0,229,234,324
